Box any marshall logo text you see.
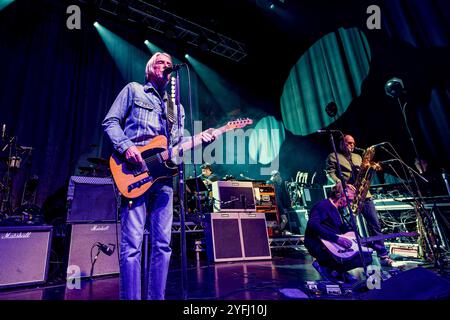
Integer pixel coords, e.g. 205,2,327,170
1,232,32,240
91,225,110,232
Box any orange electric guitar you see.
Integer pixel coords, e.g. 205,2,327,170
109,118,253,198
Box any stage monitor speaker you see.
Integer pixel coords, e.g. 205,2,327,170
212,181,256,212
204,212,271,262
0,226,52,289
67,176,118,223
288,209,309,235
66,223,120,278
360,267,450,300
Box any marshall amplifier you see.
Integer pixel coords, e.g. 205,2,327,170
211,181,256,212
67,176,118,223
66,223,120,278
0,225,52,289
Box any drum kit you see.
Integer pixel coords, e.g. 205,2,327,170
77,157,110,177
0,130,40,224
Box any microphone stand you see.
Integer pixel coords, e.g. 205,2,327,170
174,67,188,300
1,136,17,214
327,131,369,278
381,146,445,271
397,98,426,174
90,243,102,280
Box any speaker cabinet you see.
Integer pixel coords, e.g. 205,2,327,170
301,187,326,209
66,223,120,278
360,267,450,300
205,212,243,262
288,209,309,235
0,226,52,289
239,212,271,260
205,212,271,262
67,176,118,223
212,181,256,212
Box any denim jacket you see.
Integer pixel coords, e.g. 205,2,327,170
102,82,185,155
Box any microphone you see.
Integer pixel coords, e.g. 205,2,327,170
316,129,342,134
163,63,185,77
353,147,365,152
239,173,254,181
97,243,115,256
1,124,5,141
370,142,388,148
19,146,34,151
380,159,398,165
240,194,247,210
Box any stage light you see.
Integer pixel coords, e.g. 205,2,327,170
269,4,275,9
93,21,99,27
385,77,404,98
0,0,14,12
197,35,209,52
325,101,338,118
144,40,149,45
185,54,189,59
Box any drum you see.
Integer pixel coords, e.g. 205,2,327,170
8,156,21,169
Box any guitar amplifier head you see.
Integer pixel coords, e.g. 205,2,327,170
211,181,256,212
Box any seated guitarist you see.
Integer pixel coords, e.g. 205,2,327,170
304,184,373,284
102,52,214,300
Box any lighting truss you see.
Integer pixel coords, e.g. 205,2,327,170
84,0,248,62
171,221,205,234
269,236,305,249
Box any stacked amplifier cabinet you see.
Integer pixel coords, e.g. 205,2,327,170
211,181,256,212
253,183,280,232
204,212,271,262
67,176,118,223
66,223,121,278
65,176,120,278
207,181,271,262
0,225,52,288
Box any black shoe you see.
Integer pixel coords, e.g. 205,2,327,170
379,256,395,267
343,273,359,284
312,261,343,284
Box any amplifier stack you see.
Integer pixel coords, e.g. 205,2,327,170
205,181,271,262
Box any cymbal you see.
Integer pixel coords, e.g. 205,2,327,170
78,166,95,172
87,157,108,166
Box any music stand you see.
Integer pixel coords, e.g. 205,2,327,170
186,177,208,194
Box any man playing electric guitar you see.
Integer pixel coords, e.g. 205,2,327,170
304,184,373,284
102,52,217,300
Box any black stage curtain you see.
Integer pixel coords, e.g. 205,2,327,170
0,0,448,214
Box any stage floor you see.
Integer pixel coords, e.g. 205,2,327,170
1,247,445,301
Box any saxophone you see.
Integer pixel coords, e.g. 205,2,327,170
350,146,381,215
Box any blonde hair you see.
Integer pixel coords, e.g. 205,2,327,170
145,52,172,82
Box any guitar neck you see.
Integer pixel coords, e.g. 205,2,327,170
361,232,418,244
160,125,229,161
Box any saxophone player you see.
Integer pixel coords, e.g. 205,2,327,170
325,134,394,267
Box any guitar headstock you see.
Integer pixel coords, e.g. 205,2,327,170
225,118,253,130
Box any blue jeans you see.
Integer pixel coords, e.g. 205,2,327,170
361,198,389,257
119,181,173,300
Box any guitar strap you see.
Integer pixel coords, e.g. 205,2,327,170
166,98,175,134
